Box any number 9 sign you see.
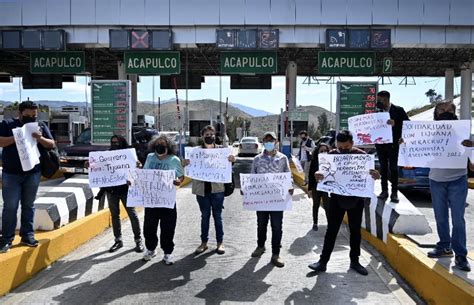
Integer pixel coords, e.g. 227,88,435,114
383,57,392,74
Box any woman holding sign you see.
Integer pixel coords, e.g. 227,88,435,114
308,143,331,231
184,125,235,256
141,135,184,265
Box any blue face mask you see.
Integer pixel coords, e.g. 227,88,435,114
264,142,275,152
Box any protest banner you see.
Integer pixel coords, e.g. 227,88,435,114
348,112,392,145
12,122,40,171
317,154,375,197
127,169,176,209
185,147,232,183
398,120,470,169
88,148,138,188
240,172,293,211
291,155,304,173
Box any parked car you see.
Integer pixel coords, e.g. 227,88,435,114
59,127,158,178
238,137,262,157
232,141,240,148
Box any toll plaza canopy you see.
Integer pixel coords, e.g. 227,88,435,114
0,0,473,79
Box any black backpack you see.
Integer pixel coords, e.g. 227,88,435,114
38,123,60,178
224,173,235,197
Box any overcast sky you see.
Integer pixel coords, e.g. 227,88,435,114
0,75,458,114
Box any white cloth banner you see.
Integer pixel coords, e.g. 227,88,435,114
240,172,293,211
348,112,393,145
317,154,375,198
127,169,176,209
291,155,304,173
88,148,138,188
185,147,232,183
398,120,470,169
12,122,40,171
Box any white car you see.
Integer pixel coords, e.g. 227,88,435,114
238,137,262,156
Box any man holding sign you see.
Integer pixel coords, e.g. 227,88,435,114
309,131,380,276
246,131,293,268
0,101,55,253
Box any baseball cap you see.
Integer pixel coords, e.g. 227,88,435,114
263,132,277,140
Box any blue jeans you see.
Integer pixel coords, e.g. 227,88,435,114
196,192,225,243
1,171,42,244
429,176,468,257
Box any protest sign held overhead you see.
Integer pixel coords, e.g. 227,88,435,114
348,112,393,145
398,120,470,169
317,154,375,197
291,155,304,173
12,122,40,171
185,147,232,183
88,148,138,188
240,172,293,211
127,169,176,209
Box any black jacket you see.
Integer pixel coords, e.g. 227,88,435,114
379,104,409,145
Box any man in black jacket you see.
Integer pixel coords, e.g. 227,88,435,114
375,91,409,203
308,130,380,275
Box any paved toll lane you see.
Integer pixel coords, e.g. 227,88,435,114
1,183,422,305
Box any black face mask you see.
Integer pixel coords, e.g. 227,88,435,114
155,144,167,155
21,116,37,124
437,112,457,121
204,136,215,145
110,143,120,150
301,137,307,141
376,101,385,110
339,148,351,154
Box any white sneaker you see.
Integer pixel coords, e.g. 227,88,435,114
163,254,174,265
143,250,156,261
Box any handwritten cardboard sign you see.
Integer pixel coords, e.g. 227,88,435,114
398,120,470,169
240,172,293,211
88,148,138,188
12,122,40,171
348,112,393,145
185,147,232,183
127,169,176,208
317,154,375,198
291,155,304,173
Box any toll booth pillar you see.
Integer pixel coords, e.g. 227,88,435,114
460,62,472,121
445,68,454,101
286,61,297,111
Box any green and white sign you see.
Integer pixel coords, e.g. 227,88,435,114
382,57,393,74
91,80,131,145
337,82,378,130
318,51,375,75
30,52,85,74
288,111,309,121
220,51,277,74
124,52,180,74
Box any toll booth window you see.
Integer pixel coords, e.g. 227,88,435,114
371,29,391,49
258,30,278,49
2,31,21,49
237,29,257,49
216,30,236,49
43,30,64,50
151,30,171,50
349,29,370,49
130,30,149,49
23,31,42,50
110,30,129,50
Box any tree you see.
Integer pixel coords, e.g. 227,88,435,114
317,112,331,137
425,89,437,104
308,123,321,140
226,116,251,141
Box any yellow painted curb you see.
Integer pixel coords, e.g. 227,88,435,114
468,178,474,189
291,167,474,305
0,177,191,296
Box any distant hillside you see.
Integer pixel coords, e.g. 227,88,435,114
249,105,335,139
230,103,274,117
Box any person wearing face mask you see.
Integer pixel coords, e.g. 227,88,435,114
0,101,55,253
141,135,184,264
307,143,331,231
184,125,235,256
375,91,409,203
298,130,315,186
248,132,294,268
309,130,380,275
423,101,472,271
86,135,144,253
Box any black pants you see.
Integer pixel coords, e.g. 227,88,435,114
108,192,141,242
143,207,177,254
376,144,399,192
320,198,364,263
257,211,283,255
312,187,329,225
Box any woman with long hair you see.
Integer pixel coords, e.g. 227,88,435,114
308,143,331,231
